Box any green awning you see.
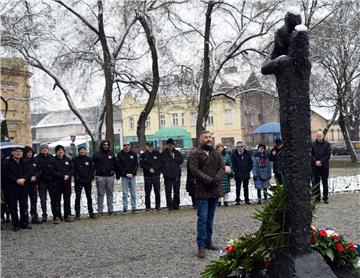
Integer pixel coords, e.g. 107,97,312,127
153,127,191,138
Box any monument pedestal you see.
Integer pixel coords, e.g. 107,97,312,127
267,250,336,278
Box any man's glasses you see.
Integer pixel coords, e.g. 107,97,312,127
123,144,130,146
237,146,243,148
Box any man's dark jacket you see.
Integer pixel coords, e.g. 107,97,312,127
231,149,253,180
3,157,31,192
188,147,225,199
117,150,139,177
160,149,184,179
92,150,116,177
54,155,73,181
35,154,57,182
140,150,161,177
72,155,94,184
311,140,331,169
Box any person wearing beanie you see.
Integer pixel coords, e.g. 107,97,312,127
270,139,284,185
52,145,75,224
253,144,271,204
160,138,184,210
23,146,41,224
72,146,96,219
92,140,117,215
34,142,56,223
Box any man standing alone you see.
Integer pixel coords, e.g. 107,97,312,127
189,130,225,259
311,130,331,204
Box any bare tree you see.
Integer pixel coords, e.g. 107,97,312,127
311,0,360,163
1,1,137,150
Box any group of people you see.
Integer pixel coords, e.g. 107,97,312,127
1,137,185,231
1,129,331,236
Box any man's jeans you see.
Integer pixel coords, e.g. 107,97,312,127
96,176,114,213
122,177,137,211
196,198,219,249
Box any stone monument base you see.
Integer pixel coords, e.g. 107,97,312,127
267,250,336,278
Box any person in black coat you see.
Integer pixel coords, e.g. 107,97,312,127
311,130,332,204
35,143,57,222
185,158,197,209
92,139,117,215
2,147,31,231
117,141,139,213
139,142,161,211
269,139,284,185
160,138,184,210
72,146,95,219
231,141,253,205
53,145,74,223
23,146,41,224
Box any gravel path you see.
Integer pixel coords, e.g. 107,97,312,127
1,192,359,278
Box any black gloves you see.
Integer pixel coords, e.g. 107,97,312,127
207,179,218,192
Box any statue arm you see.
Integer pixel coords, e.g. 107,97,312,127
261,55,290,75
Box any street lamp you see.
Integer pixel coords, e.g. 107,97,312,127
70,135,76,157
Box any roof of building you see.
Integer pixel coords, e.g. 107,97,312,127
33,106,122,128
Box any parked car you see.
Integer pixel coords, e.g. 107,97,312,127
331,141,349,156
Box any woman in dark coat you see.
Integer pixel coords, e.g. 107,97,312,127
253,144,272,204
215,143,232,207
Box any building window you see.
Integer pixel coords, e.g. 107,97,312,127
129,116,135,130
145,116,150,128
160,114,165,127
191,113,197,127
172,113,178,126
225,110,232,124
207,112,214,126
181,113,185,126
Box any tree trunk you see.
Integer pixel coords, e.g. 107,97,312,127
338,111,358,163
323,107,338,138
196,1,214,146
98,0,114,150
135,14,160,151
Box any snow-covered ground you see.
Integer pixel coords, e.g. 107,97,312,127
35,171,360,217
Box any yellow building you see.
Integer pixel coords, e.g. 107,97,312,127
0,58,32,146
120,92,247,149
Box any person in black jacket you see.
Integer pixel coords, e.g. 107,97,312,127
72,146,95,219
269,139,284,185
311,130,332,204
53,145,75,223
139,142,161,211
160,138,184,210
3,147,31,231
23,146,41,224
117,141,138,213
93,140,117,215
231,141,253,205
35,143,57,222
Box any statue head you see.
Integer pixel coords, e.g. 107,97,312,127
285,8,302,31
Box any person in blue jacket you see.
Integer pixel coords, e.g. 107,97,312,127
252,144,272,204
